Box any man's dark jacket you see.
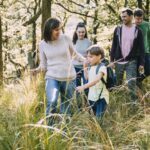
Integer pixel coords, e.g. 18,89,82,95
110,25,145,66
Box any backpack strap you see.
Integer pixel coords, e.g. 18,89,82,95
98,86,104,100
96,63,105,74
96,63,107,86
95,63,106,99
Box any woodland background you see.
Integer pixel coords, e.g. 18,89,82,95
0,0,149,149
0,0,149,83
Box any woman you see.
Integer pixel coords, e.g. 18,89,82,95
73,22,92,89
32,18,85,116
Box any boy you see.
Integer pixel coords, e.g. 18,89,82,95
76,45,109,118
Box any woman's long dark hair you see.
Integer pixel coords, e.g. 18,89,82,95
43,18,60,42
72,22,88,45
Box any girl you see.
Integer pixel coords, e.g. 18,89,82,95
72,22,92,89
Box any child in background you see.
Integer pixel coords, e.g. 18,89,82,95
76,45,109,118
72,22,92,110
72,22,92,88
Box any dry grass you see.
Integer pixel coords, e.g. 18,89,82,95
0,75,149,150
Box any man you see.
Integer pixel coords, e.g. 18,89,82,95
110,8,145,102
134,8,150,81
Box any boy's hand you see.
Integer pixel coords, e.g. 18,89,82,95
108,62,115,69
76,86,85,93
83,59,89,67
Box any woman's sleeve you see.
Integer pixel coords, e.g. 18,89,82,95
38,42,47,71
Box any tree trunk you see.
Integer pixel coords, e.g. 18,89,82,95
145,0,149,21
28,22,37,69
137,0,143,9
0,17,3,86
92,0,99,44
32,15,37,54
41,0,52,39
124,0,128,7
83,0,90,25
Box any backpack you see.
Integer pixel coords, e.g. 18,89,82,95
96,60,116,90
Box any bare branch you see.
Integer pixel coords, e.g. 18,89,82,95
106,4,117,15
68,0,84,8
0,1,3,5
55,2,94,18
7,53,26,69
94,0,98,5
23,8,41,26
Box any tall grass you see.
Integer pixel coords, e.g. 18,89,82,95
0,75,149,150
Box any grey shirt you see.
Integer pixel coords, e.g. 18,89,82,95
73,38,92,68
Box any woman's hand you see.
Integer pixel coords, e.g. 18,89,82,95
108,62,115,69
30,68,40,76
76,86,85,93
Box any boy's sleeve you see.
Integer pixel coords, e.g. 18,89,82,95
98,66,107,78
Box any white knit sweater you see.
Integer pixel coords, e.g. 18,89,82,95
39,34,85,81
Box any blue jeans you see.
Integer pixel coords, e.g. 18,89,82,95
75,67,88,86
45,78,76,116
144,54,150,76
75,67,88,109
137,54,150,84
89,98,107,118
115,60,137,101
